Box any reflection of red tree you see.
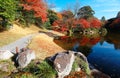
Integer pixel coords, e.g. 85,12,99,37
80,36,90,46
89,37,101,45
79,36,101,46
54,36,101,50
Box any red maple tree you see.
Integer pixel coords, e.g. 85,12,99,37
74,19,90,28
21,0,47,22
89,18,101,28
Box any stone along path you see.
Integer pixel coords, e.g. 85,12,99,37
0,34,35,54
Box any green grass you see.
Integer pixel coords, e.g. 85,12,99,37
22,60,57,78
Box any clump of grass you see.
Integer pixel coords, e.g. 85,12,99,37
35,61,57,78
71,57,91,77
22,60,57,78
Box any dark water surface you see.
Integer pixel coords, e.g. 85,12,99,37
88,41,120,78
54,32,120,78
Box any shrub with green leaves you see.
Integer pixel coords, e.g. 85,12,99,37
0,0,17,30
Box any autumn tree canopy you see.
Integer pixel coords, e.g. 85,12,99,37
21,0,48,22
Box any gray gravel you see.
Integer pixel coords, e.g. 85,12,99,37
0,34,35,54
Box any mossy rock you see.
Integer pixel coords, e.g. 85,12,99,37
10,72,35,78
0,60,16,72
0,71,11,78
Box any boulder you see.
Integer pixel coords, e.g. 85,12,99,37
0,60,15,72
48,50,91,78
0,50,13,60
91,69,111,78
48,51,75,78
16,48,35,68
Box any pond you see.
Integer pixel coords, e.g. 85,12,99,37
54,32,120,78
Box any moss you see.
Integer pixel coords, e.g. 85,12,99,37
71,57,91,76
35,61,57,78
12,61,56,78
0,60,16,72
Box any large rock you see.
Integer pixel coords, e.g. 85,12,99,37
16,48,35,68
0,50,13,60
49,51,75,78
91,69,111,78
48,50,91,78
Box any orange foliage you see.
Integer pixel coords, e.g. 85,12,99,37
89,18,101,28
21,0,47,22
57,13,63,20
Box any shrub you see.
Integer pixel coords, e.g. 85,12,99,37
0,0,17,30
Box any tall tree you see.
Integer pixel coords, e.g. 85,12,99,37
0,0,17,21
0,0,17,29
77,6,95,19
116,11,120,18
73,0,80,17
21,0,48,22
47,9,58,24
101,16,106,22
61,10,74,20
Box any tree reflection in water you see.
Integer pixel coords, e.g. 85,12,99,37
54,33,102,56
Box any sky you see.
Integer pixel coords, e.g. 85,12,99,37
47,0,120,19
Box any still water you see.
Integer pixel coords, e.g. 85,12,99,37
54,32,120,78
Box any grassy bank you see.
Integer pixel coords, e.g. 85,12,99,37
0,24,41,47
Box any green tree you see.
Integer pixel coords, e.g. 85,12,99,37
0,0,17,29
101,16,106,22
77,6,95,19
116,11,120,18
101,16,106,26
47,9,58,24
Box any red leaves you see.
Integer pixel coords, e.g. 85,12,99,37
21,0,47,22
89,18,101,28
77,19,90,28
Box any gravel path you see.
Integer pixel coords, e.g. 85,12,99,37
0,34,36,54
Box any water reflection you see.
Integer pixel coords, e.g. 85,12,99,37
105,32,120,50
88,32,120,78
54,33,102,55
54,32,120,78
88,42,120,78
